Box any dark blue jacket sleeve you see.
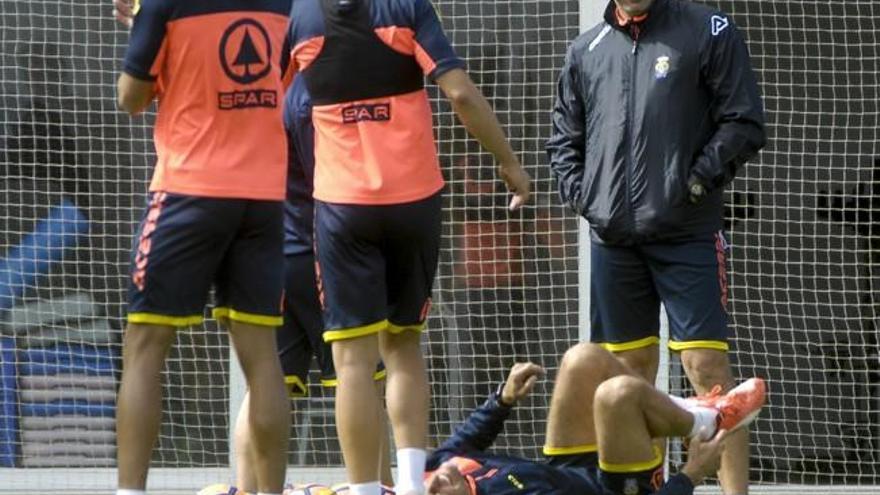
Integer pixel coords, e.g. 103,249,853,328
655,473,695,495
435,392,512,454
546,45,587,214
689,16,767,191
122,0,171,81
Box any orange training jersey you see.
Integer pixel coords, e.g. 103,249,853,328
122,0,292,200
289,0,465,205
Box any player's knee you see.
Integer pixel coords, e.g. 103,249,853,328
378,330,421,362
681,349,733,392
332,335,381,375
594,375,643,413
560,343,612,376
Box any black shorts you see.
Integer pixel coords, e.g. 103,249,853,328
314,192,442,342
277,253,385,397
126,192,284,327
590,231,731,352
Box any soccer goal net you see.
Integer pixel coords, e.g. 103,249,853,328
0,0,878,493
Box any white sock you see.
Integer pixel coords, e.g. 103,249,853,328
349,481,382,495
689,406,719,440
395,448,427,494
667,394,692,409
116,490,146,495
257,492,282,495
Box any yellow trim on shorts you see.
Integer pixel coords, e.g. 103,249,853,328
668,340,729,352
387,321,427,334
128,312,203,327
323,320,389,342
599,336,660,353
599,445,663,473
285,375,308,398
543,444,598,456
212,307,283,327
320,369,386,388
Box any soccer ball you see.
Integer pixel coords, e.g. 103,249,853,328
330,483,395,495
284,483,335,495
197,484,247,495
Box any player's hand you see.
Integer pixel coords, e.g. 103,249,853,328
687,175,707,205
680,428,729,486
498,162,531,211
113,0,136,28
501,362,545,405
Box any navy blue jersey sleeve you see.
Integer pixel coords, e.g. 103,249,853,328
690,13,766,192
122,0,172,81
434,391,512,457
656,473,695,495
412,0,465,80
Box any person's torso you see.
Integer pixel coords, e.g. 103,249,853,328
572,0,725,244
428,453,604,495
148,0,291,200
283,76,317,255
289,0,446,205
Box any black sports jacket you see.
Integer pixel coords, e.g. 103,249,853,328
547,0,766,245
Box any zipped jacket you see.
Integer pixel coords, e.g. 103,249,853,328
547,0,766,245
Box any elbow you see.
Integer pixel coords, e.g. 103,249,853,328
117,92,144,116
446,85,479,109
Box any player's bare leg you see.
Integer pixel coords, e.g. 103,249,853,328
116,323,176,490
229,321,290,494
375,380,395,486
379,329,429,495
612,344,660,382
682,348,748,494
333,333,384,489
544,343,635,450
595,375,697,463
233,391,259,492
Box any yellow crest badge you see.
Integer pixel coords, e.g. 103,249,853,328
654,56,670,79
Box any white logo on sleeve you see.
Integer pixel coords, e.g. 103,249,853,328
710,15,729,36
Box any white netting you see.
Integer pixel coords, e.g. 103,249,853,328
1,0,878,492
671,0,880,487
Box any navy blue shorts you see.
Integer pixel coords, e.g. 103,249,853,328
277,253,385,396
314,192,442,342
127,192,284,328
590,231,730,352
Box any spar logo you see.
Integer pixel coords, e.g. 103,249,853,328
218,18,277,110
342,103,391,123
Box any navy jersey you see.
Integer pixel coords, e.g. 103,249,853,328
283,76,316,255
428,393,696,495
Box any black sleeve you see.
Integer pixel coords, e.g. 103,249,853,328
546,45,587,213
654,473,695,495
122,0,171,81
689,15,767,191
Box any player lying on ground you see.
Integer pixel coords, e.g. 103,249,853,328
421,343,765,495
206,343,765,495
